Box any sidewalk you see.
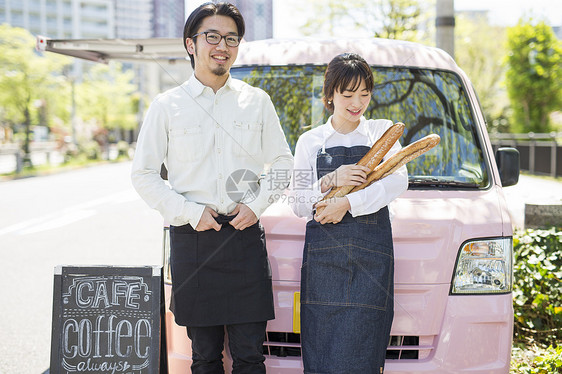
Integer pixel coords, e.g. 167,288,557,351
502,174,562,230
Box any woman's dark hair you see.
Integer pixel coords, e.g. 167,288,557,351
322,53,374,113
183,2,245,68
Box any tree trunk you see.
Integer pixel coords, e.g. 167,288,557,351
22,105,33,168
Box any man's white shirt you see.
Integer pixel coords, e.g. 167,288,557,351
131,74,294,228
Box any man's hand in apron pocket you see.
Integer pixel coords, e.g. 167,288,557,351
229,203,258,230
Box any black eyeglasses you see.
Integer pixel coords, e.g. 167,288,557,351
191,31,241,47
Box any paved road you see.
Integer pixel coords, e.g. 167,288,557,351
502,174,562,230
0,161,162,374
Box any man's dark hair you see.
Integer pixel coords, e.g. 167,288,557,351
183,2,245,69
322,53,374,113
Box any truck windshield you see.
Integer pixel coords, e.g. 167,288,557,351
231,65,489,188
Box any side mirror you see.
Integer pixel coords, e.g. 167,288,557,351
495,147,519,187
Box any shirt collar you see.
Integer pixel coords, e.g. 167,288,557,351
355,116,369,137
323,115,369,140
185,74,236,97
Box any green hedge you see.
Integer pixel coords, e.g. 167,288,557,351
511,345,562,373
513,228,562,347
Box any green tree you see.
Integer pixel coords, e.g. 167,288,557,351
298,0,353,37
359,0,425,41
0,24,70,166
298,0,428,42
505,20,562,133
76,62,138,140
455,15,509,132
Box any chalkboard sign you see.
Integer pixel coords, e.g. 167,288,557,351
50,266,167,374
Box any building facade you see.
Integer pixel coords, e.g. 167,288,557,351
185,0,273,41
234,0,273,41
0,0,115,39
0,0,184,39
115,0,153,39
153,0,184,37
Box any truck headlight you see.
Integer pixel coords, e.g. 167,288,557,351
451,237,513,294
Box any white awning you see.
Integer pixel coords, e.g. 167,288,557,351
36,36,187,64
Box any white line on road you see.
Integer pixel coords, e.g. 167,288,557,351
0,190,139,236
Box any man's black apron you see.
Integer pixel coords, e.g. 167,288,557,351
300,145,395,374
169,215,274,326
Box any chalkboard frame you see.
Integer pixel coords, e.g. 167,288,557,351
50,265,167,374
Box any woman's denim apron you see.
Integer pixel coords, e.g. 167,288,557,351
300,145,394,374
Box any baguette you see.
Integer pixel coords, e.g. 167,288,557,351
320,122,405,201
348,134,441,193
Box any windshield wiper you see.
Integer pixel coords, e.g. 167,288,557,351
408,178,481,189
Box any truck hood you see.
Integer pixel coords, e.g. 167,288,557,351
261,186,510,284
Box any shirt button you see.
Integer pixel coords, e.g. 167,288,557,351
218,173,222,179
220,199,224,204
217,148,221,154
215,123,219,128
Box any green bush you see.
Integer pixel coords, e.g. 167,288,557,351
513,228,562,348
116,140,130,159
63,143,79,163
511,345,562,373
80,140,102,160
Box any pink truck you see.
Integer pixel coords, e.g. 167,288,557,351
39,36,519,373
161,38,519,373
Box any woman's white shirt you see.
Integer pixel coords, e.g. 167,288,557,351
289,116,408,221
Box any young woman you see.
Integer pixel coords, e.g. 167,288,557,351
289,53,408,373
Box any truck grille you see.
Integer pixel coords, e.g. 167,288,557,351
387,335,433,360
263,333,433,360
263,332,302,357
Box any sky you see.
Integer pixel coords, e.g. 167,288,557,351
184,0,562,38
455,0,562,26
272,0,562,38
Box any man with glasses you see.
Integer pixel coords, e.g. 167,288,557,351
131,2,293,373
